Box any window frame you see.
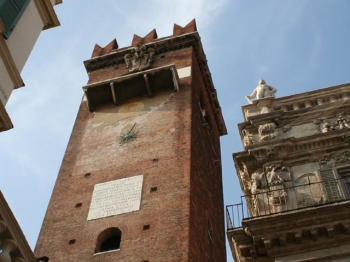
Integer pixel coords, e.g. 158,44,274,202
318,164,350,202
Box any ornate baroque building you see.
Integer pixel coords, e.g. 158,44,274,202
34,20,227,261
227,81,350,261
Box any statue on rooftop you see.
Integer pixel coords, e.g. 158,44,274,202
245,79,277,104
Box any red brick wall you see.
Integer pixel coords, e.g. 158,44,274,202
188,51,226,262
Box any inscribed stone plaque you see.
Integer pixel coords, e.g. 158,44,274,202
87,175,143,220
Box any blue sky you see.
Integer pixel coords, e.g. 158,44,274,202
1,1,350,261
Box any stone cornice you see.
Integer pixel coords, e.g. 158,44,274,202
34,0,61,30
242,83,350,121
242,129,350,164
228,201,350,261
84,34,197,73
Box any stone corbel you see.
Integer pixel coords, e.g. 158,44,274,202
258,123,278,142
263,238,271,249
278,235,286,246
310,229,318,240
326,226,335,237
295,231,302,243
263,146,278,158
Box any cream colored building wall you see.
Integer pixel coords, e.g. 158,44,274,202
0,0,45,105
6,0,44,73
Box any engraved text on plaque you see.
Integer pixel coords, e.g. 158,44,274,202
87,175,143,220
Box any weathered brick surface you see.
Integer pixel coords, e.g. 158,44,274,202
189,52,226,262
35,34,226,261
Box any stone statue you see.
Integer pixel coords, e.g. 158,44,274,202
266,165,283,184
336,113,350,130
245,79,277,104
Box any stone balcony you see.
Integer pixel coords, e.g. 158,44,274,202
226,178,350,262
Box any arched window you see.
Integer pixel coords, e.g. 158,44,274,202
95,227,122,253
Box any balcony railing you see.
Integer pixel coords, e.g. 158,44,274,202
226,178,350,230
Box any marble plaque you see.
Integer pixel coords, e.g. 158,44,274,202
87,175,143,220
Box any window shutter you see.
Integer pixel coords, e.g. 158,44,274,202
320,169,342,202
0,0,30,39
338,167,350,177
337,167,350,198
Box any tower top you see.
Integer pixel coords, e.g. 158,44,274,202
83,19,227,135
90,19,198,58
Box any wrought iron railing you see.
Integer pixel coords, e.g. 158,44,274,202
226,178,350,230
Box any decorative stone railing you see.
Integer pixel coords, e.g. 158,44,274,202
226,177,350,230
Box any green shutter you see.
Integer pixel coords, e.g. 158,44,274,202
0,0,31,39
320,169,342,202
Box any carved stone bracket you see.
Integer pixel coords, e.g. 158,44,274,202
242,129,254,146
124,44,155,72
262,146,278,158
258,123,278,142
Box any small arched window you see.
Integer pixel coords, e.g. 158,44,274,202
95,227,122,253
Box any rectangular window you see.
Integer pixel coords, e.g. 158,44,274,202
0,0,30,39
338,167,350,198
320,166,350,202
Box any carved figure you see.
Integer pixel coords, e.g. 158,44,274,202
275,166,291,182
258,123,278,142
336,113,350,130
320,120,334,133
266,165,283,184
239,168,250,190
263,147,277,158
242,129,254,146
319,151,350,167
250,170,266,216
245,79,277,104
124,44,155,72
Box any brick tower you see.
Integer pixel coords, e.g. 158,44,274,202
34,20,227,261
